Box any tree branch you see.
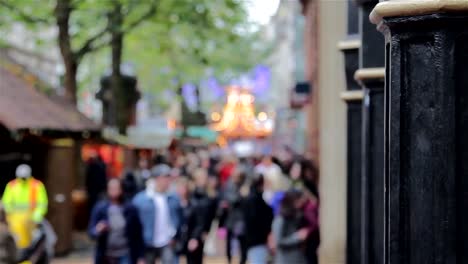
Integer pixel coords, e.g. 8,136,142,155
0,0,50,24
76,0,158,61
80,38,110,61
123,0,138,17
75,27,109,60
122,1,158,34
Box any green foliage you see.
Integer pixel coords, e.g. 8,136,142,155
124,0,268,94
0,0,55,52
0,0,270,109
0,0,53,26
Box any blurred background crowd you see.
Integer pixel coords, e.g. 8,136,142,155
0,0,358,262
85,145,320,264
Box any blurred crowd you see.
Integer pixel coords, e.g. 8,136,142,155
86,147,320,264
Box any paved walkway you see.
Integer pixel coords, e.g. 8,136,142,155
53,230,232,263
53,256,229,264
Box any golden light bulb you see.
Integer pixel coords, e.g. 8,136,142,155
258,112,268,121
211,112,221,122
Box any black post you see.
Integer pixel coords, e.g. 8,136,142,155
371,2,468,263
355,68,385,264
356,0,385,263
339,0,363,263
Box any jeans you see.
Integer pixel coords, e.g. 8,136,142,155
145,245,174,264
247,245,269,264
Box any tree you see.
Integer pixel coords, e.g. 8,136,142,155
95,0,248,132
124,0,267,93
0,0,265,128
0,0,158,105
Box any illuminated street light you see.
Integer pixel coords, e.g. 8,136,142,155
211,86,273,138
257,112,268,121
211,112,221,122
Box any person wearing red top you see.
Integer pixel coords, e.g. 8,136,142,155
218,157,237,187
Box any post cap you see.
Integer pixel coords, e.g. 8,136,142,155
370,0,468,25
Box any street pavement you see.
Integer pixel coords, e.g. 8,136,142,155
52,256,229,264
53,231,233,263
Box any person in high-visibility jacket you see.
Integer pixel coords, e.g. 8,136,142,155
2,164,48,249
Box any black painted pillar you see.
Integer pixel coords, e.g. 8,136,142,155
356,68,385,264
371,2,468,263
355,0,385,263
339,1,363,263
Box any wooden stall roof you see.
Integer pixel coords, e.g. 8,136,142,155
0,67,100,132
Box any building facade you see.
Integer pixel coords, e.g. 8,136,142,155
301,0,348,263
301,0,468,263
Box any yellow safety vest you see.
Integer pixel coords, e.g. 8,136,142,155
1,178,48,249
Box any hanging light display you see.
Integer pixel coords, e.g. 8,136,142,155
211,86,273,139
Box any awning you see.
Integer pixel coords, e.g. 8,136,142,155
102,126,173,149
175,126,218,143
0,67,100,132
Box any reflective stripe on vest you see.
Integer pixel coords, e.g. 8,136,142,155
10,179,40,210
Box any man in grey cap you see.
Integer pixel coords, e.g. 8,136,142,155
133,164,181,264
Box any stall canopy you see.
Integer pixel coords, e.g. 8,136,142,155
102,125,174,149
0,67,100,133
174,126,218,143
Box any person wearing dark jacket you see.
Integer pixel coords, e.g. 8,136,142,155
205,176,220,233
299,159,319,200
272,190,308,264
174,178,207,264
86,154,108,215
122,170,138,200
243,175,273,264
89,178,144,264
223,169,248,264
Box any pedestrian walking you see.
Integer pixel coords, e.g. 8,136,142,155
218,156,237,188
191,169,215,234
243,175,273,264
205,175,220,233
173,178,206,264
272,191,308,264
303,161,319,200
132,164,181,264
89,178,144,264
295,191,320,264
2,164,48,250
86,153,108,215
254,156,288,205
223,169,248,264
0,204,16,264
203,174,220,257
122,170,139,200
134,159,151,192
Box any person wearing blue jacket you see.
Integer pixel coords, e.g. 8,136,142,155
89,178,144,264
132,164,182,264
